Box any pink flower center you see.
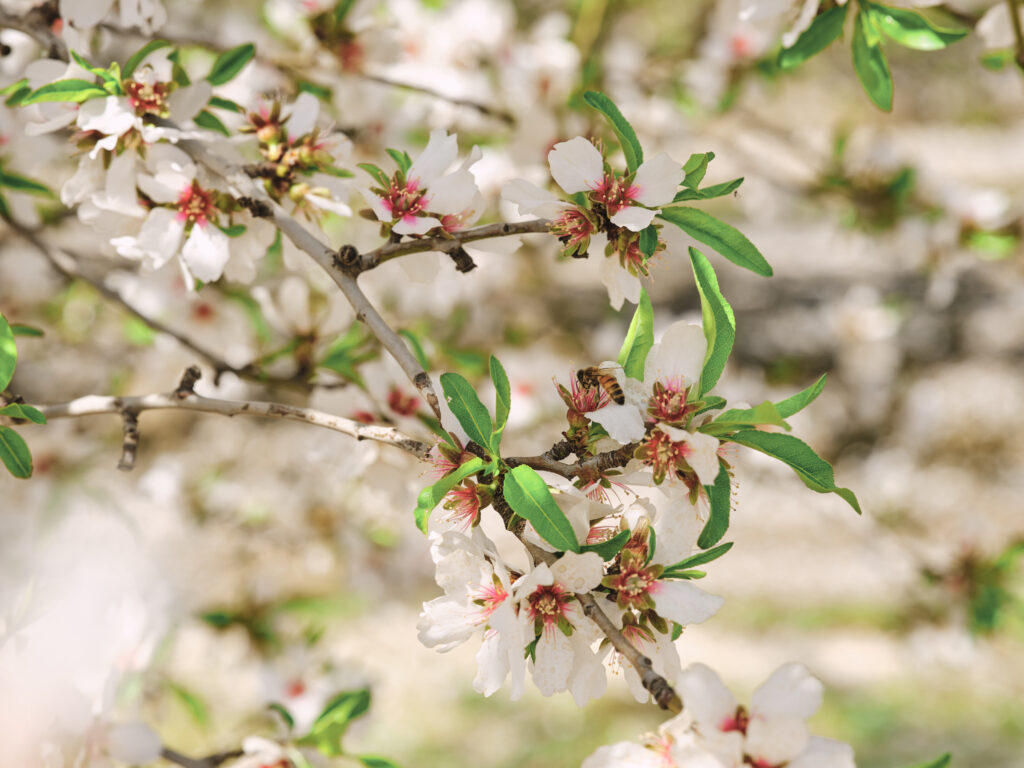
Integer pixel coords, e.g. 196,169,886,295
591,173,638,215
648,378,694,424
381,178,428,222
618,239,652,277
719,706,749,734
387,386,419,416
527,583,573,628
472,580,508,621
607,562,658,608
125,78,170,117
552,208,594,248
567,371,609,413
639,428,692,484
443,484,483,529
176,182,218,226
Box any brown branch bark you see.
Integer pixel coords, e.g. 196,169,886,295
160,747,241,768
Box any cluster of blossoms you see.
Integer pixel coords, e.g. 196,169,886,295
583,662,856,768
503,136,683,309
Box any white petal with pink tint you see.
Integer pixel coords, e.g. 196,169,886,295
644,321,707,392
676,663,738,732
408,129,458,187
632,152,685,206
751,662,823,719
548,136,604,194
649,580,723,626
661,425,721,486
393,215,443,236
609,205,657,231
501,178,569,219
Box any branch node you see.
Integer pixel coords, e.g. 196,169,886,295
237,196,272,218
176,366,202,398
448,245,477,273
117,410,140,471
333,244,362,275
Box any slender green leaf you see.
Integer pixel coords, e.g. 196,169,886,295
0,426,32,477
703,400,789,435
907,755,951,768
694,395,728,416
334,0,358,22
358,162,391,189
440,373,494,452
582,90,643,173
4,83,31,106
682,152,714,189
398,329,430,370
218,224,247,237
314,688,371,727
413,458,484,533
209,96,243,112
779,4,850,69
616,288,654,381
664,542,733,573
22,79,106,104
489,354,511,451
661,569,706,580
386,148,413,175
206,43,256,86
123,39,172,79
689,247,735,396
194,109,230,136
167,682,209,728
697,462,731,548
659,207,773,277
0,170,54,197
638,224,658,258
728,430,861,513
299,687,371,756
868,2,966,50
269,703,295,730
852,10,894,111
0,314,15,390
775,373,827,418
10,324,43,337
581,529,631,561
298,80,332,100
0,78,27,97
503,465,579,553
673,177,745,202
0,404,46,424
358,757,401,768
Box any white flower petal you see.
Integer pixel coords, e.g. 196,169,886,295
393,215,442,235
582,742,664,768
676,663,738,730
408,129,458,187
661,427,721,486
632,152,685,206
751,662,824,720
598,253,641,311
649,580,722,626
532,628,573,696
107,722,161,765
416,596,478,651
169,81,212,122
286,91,320,137
398,251,441,283
786,737,857,768
182,224,230,282
644,320,707,390
548,136,604,194
585,402,646,444
609,205,657,231
501,178,569,219
426,168,478,215
550,551,603,593
746,716,810,766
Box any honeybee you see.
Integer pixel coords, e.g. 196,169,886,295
577,365,625,405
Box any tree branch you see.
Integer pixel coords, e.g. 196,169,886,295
358,218,552,271
160,747,241,768
508,443,639,483
163,129,443,421
29,368,433,461
0,2,65,60
1009,0,1024,70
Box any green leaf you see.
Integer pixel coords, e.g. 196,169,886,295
703,400,789,435
673,177,745,202
689,247,735,396
0,426,32,478
697,462,731,548
385,148,413,175
581,529,631,561
298,80,333,100
10,324,43,337
398,329,429,371
358,757,401,768
334,0,358,22
206,43,256,86
659,207,773,277
503,465,580,553
4,83,31,106
489,355,511,455
123,39,172,79
0,404,46,424
0,78,27,97
22,79,107,104
682,152,714,189
775,373,827,418
661,568,706,580
0,314,16,390
582,90,643,173
299,687,371,756
358,162,391,189
867,2,966,50
413,458,484,533
217,223,247,237
0,170,54,197
907,755,951,768
208,95,243,113
778,4,850,70
320,165,354,178
167,682,209,728
638,224,658,258
616,288,654,381
664,542,733,573
694,395,727,416
852,10,894,111
728,430,861,513
268,703,295,730
194,109,230,136
440,373,494,453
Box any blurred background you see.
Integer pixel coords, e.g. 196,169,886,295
1,0,1023,766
